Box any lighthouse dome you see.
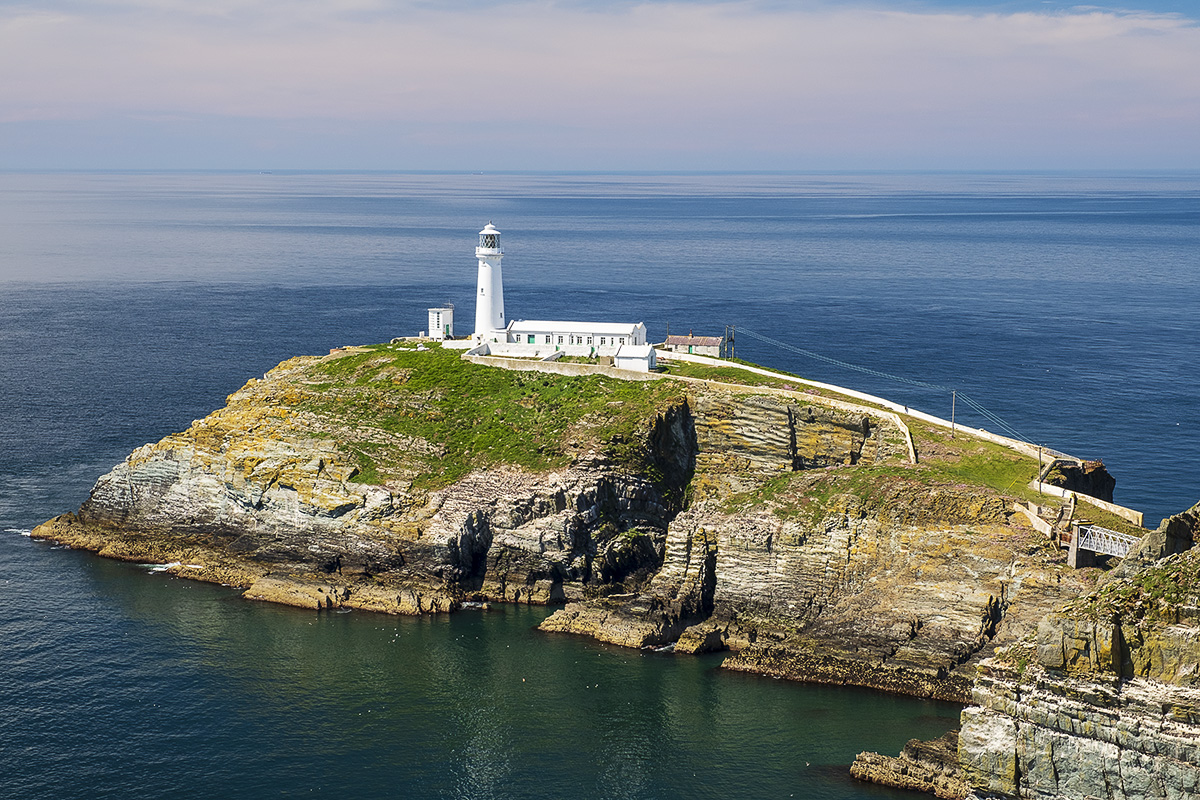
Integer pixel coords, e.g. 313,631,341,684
477,223,502,253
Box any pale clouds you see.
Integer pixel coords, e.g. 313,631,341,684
1,0,1198,168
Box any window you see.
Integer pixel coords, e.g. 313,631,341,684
558,336,563,344
545,335,551,343
600,337,606,346
619,338,625,345
587,337,593,345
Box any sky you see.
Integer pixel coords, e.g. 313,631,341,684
1,0,1198,171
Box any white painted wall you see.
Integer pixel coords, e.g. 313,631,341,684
428,307,454,340
507,320,646,354
473,224,505,341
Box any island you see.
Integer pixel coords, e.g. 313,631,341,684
33,341,1200,800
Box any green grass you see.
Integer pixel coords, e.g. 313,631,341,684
347,448,382,485
720,464,916,521
908,421,1042,497
719,424,1046,523
296,344,687,489
1068,548,1200,622
291,344,1139,548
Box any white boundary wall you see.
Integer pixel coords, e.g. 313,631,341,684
458,347,1145,524
657,351,1145,526
1032,481,1143,526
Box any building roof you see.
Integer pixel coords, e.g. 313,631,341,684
616,344,654,358
508,320,645,336
666,334,723,347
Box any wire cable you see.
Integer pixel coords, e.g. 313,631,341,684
735,326,1034,444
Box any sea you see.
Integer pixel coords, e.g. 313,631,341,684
1,171,1197,799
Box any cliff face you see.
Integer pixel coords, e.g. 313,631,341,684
37,344,1104,706
957,503,1200,800
1042,460,1117,504
542,478,1088,702
541,374,1108,702
37,346,695,612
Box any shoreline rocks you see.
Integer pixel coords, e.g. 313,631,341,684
851,731,970,800
957,503,1200,800
31,348,1142,744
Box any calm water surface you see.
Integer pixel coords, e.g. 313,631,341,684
2,171,1197,798
1,535,958,799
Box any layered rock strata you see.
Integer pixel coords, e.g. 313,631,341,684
36,345,1105,709
542,484,1090,702
851,731,970,800
35,348,694,614
958,504,1200,799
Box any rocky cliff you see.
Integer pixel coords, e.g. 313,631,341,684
541,394,1106,702
852,731,970,799
957,502,1200,799
36,343,1116,708
36,344,697,612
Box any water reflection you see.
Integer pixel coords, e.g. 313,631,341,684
3,532,960,800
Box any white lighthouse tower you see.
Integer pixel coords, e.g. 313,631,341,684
473,222,506,342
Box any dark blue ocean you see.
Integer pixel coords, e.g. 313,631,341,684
2,172,1197,799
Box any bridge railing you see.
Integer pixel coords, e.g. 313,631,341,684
1077,524,1142,559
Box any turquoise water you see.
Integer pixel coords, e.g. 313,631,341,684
2,534,958,799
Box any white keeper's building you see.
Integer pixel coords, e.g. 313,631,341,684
466,224,654,370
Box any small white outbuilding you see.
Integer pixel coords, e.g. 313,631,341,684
614,344,656,372
427,306,454,340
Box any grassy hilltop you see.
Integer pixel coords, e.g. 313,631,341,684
284,342,687,490
218,339,1143,537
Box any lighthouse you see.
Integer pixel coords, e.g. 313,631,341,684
473,223,506,342
432,223,650,369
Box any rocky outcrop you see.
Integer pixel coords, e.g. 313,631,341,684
959,660,1200,800
543,482,1090,702
34,344,1107,712
34,348,691,614
958,503,1200,799
852,731,970,799
688,392,908,496
542,397,1096,702
1042,459,1116,503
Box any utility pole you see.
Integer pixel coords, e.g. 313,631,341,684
951,390,957,438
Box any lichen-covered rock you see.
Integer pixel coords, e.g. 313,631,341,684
34,345,1096,711
544,481,1090,702
688,392,907,496
852,731,969,799
958,502,1200,799
33,349,690,615
959,660,1200,800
